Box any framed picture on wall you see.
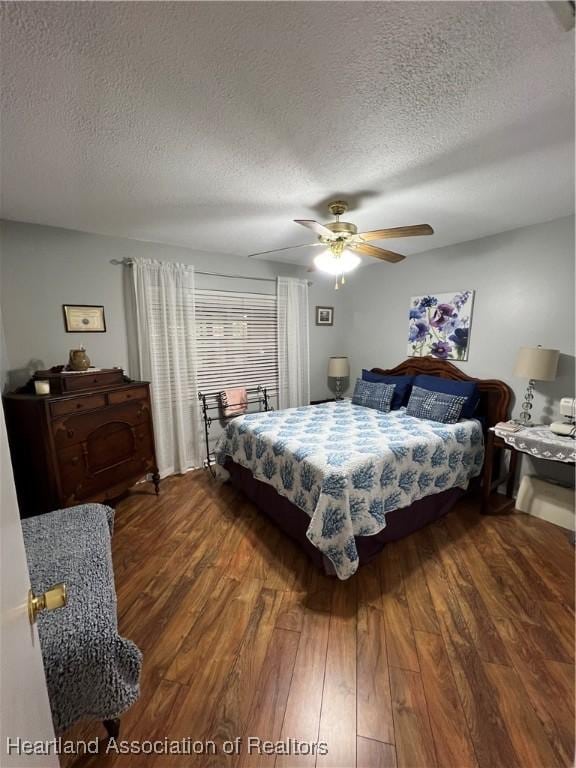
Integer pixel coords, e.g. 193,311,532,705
407,290,474,360
316,306,334,326
63,304,106,333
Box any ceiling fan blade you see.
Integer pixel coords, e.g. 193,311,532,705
294,219,335,238
358,224,434,241
247,242,322,258
352,243,405,263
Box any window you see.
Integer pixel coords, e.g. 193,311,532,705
195,289,278,397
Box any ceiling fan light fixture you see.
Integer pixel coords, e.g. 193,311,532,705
313,249,361,275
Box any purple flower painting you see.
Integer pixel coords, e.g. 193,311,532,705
407,291,474,361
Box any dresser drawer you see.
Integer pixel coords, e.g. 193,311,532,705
50,393,107,418
57,424,154,501
108,386,148,406
52,400,150,448
61,370,124,393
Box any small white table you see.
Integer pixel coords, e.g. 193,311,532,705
482,425,574,514
493,425,576,464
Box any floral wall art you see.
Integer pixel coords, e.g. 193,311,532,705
407,290,474,361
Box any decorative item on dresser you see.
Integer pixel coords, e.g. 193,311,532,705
2,368,160,518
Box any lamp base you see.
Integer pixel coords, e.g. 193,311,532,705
517,379,535,426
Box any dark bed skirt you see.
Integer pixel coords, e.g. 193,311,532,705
224,459,468,574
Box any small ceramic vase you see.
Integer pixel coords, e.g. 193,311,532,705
69,347,91,371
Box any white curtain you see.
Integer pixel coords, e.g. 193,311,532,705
277,276,310,409
130,258,202,477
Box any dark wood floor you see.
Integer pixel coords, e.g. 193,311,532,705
64,471,574,768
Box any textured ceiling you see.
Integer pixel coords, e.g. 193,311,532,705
0,1,574,266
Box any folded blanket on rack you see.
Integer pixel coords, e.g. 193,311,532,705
220,387,248,417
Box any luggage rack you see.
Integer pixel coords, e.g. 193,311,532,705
198,385,275,476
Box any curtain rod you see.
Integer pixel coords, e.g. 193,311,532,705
111,258,312,285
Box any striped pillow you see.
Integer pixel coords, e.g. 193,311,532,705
406,385,467,424
352,379,395,413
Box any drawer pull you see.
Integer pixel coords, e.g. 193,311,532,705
67,429,75,438
76,403,83,409
71,457,79,466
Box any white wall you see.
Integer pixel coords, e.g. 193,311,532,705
341,215,575,484
0,220,346,400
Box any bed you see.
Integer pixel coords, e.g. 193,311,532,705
215,358,511,578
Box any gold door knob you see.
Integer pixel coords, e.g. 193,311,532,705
28,583,67,625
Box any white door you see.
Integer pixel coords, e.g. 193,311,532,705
0,404,59,766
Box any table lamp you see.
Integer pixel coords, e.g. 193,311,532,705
513,345,559,425
327,356,350,400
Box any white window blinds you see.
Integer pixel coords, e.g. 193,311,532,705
195,289,278,395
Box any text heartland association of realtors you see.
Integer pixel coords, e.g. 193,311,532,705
5,737,330,756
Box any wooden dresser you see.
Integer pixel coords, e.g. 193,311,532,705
3,369,160,518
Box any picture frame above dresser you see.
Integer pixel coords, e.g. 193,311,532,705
2,368,160,518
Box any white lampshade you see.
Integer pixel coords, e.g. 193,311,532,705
328,356,350,378
513,346,559,381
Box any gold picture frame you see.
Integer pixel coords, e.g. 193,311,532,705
63,304,106,333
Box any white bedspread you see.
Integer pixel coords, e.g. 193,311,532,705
215,401,484,579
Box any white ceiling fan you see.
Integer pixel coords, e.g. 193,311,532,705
248,200,434,288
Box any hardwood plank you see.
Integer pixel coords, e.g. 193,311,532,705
112,679,189,767
389,667,437,768
414,630,478,768
537,600,575,661
443,514,525,621
416,527,521,768
357,559,384,611
357,605,394,745
484,516,559,601
380,545,420,672
484,662,560,768
457,512,551,626
166,578,264,742
143,566,226,679
237,627,300,767
191,587,286,767
276,610,331,768
357,737,397,768
430,521,509,665
495,616,574,765
396,536,440,635
275,590,305,633
317,581,357,768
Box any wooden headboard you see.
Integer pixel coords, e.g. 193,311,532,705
370,357,511,429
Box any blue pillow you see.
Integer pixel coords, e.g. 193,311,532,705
406,386,467,424
352,379,395,413
413,374,479,418
362,370,414,409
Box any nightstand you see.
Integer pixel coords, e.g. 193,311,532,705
481,430,520,514
481,425,575,514
310,398,336,405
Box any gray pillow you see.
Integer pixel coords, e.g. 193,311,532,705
406,385,467,423
352,378,395,412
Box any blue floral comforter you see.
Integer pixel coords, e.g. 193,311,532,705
215,401,484,579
